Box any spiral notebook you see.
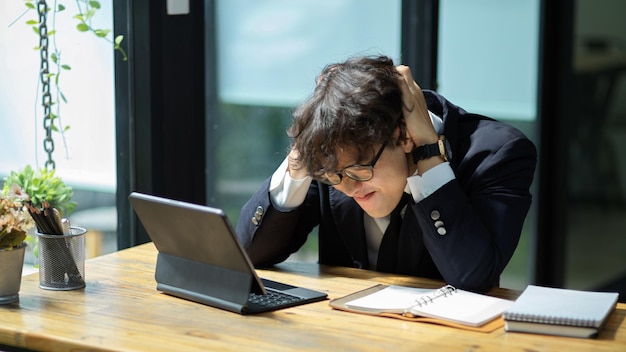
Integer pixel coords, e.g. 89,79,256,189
329,284,513,332
502,285,619,338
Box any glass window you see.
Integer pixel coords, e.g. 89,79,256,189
214,0,401,260
438,0,539,122
567,0,626,292
216,0,401,107
0,2,118,258
438,0,540,289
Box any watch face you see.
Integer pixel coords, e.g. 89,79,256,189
436,136,452,162
443,138,452,161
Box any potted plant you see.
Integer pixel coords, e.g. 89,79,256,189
2,165,76,264
0,184,35,304
2,165,76,216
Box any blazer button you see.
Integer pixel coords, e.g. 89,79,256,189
431,211,446,235
251,206,264,226
254,206,264,221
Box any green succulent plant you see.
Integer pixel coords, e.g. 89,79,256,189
2,165,76,216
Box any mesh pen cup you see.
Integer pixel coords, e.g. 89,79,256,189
36,227,87,290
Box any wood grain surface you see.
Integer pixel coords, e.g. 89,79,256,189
0,243,624,351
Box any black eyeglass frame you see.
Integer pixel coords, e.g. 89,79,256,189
316,141,388,185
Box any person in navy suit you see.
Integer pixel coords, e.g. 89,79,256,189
236,55,536,292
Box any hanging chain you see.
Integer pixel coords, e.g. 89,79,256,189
38,0,55,171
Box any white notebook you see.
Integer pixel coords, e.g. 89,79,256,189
503,285,619,338
344,284,514,327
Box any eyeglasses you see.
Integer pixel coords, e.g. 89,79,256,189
316,141,387,185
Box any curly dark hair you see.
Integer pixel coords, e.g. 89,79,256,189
288,55,406,177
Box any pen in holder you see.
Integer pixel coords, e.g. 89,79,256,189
35,227,87,290
26,201,86,290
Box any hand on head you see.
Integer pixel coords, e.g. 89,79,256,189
395,65,445,176
395,65,439,148
287,147,310,180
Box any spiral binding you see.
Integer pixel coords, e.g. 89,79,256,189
402,285,456,317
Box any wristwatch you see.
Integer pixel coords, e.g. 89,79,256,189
412,135,452,163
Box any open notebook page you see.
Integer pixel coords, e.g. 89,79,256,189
346,285,514,327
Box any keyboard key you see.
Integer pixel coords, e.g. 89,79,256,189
248,290,302,307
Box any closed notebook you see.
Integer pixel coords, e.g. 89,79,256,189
503,285,619,338
330,284,513,333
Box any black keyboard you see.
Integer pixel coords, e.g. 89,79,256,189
248,289,302,308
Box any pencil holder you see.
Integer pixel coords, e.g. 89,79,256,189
36,227,87,290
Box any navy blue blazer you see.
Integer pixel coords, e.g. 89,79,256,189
235,90,537,292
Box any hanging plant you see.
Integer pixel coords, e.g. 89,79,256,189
14,0,127,170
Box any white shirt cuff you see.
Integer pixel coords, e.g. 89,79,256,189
406,162,455,202
269,157,312,210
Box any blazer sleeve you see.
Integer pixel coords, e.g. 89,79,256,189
235,178,320,267
413,128,537,292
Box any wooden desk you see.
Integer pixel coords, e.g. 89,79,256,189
1,244,624,351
